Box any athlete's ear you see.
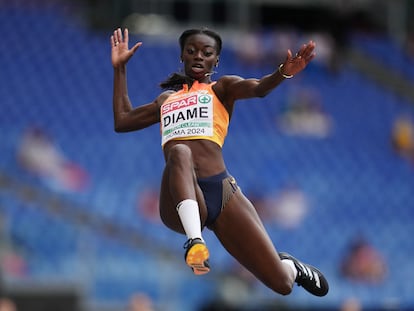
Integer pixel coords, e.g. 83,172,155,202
216,56,219,67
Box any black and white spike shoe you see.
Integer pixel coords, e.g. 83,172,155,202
279,252,329,297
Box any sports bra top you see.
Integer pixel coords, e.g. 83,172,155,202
160,80,229,148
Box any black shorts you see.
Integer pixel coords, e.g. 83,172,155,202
197,170,239,228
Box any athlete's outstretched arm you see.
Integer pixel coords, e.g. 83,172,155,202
219,40,316,101
111,28,162,132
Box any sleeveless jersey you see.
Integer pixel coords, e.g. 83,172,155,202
160,81,229,147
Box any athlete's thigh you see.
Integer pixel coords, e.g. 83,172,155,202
158,167,208,233
211,191,285,278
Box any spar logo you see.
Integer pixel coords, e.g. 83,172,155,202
162,93,211,127
162,95,197,114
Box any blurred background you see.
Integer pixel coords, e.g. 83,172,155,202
1,0,414,310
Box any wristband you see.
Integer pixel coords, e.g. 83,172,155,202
278,64,294,79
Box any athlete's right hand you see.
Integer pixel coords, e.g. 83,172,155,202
111,28,142,68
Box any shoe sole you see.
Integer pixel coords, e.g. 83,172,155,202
185,243,210,275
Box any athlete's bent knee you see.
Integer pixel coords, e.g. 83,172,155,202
167,144,192,165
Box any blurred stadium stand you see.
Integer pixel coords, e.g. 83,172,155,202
0,0,414,311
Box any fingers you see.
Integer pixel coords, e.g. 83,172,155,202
111,27,143,54
295,40,316,61
124,28,129,44
286,49,293,60
116,28,122,44
111,28,124,47
131,42,143,54
111,30,119,47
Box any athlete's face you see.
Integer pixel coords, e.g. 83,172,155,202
181,34,219,82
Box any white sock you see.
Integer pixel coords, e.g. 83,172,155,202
176,199,203,241
282,259,298,280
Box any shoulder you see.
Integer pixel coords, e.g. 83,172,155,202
216,75,244,87
213,75,244,93
212,75,244,104
156,90,175,106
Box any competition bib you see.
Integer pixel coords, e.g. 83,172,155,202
161,90,213,145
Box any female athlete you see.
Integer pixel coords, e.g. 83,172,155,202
111,27,328,297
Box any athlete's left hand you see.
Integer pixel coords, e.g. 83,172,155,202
280,40,316,77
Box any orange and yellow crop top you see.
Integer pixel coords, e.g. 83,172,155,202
160,81,229,148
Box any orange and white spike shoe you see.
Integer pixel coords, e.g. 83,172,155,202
184,238,210,275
